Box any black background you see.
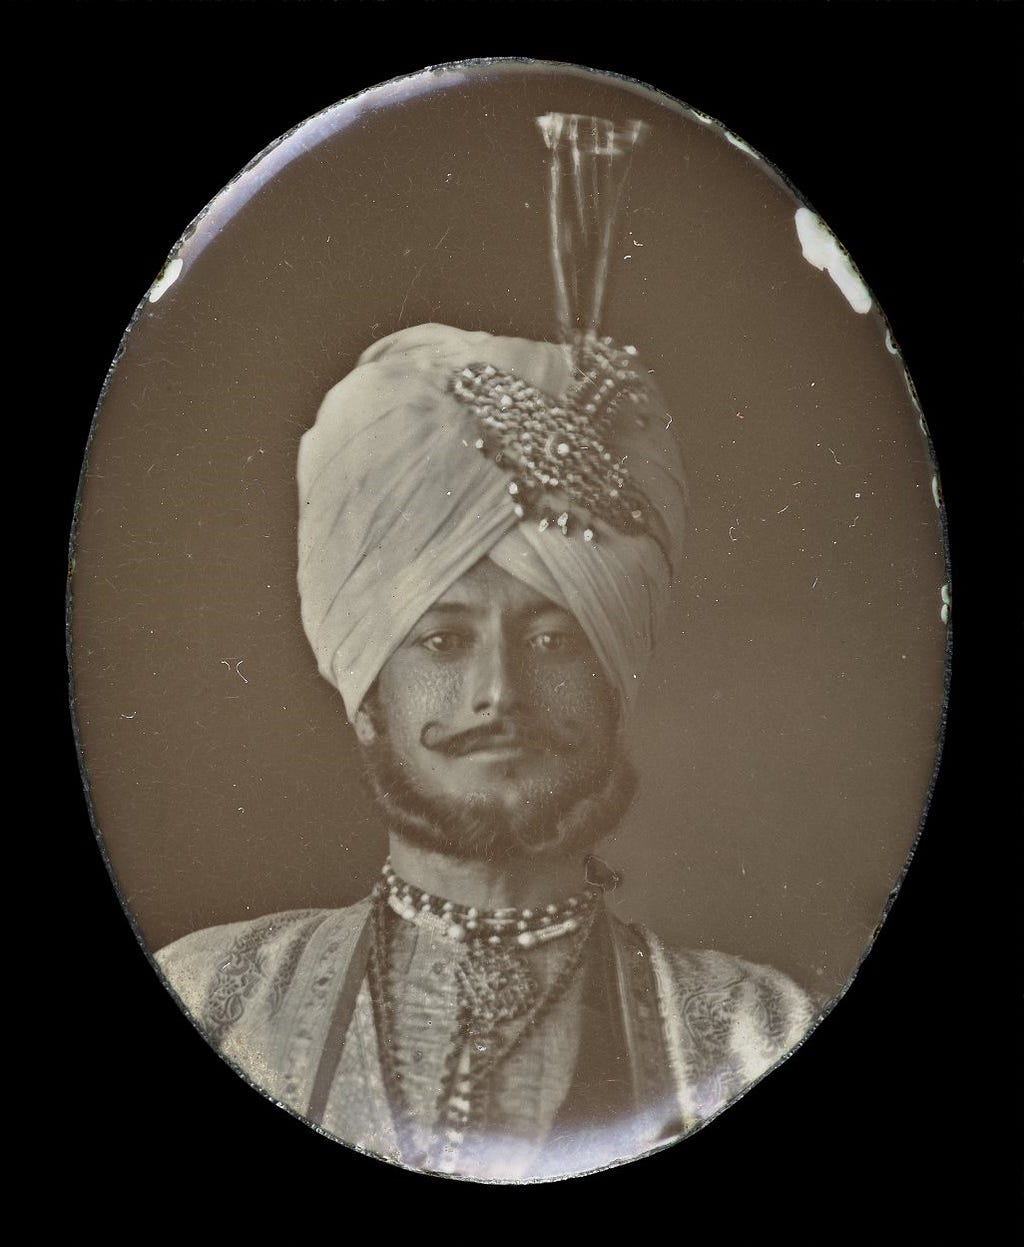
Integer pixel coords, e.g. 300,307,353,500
43,0,1017,1232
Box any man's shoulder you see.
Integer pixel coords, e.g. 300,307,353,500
622,921,818,1073
155,900,371,1024
613,917,810,998
649,936,812,1004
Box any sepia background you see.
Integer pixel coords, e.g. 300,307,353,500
70,61,948,997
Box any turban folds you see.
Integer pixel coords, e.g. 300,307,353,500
297,323,686,721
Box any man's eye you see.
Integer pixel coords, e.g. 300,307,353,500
528,631,578,654
419,631,469,654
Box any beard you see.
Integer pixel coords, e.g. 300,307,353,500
358,715,639,864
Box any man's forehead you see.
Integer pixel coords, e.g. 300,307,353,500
426,560,566,616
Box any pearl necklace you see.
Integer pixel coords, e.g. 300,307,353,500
379,859,601,949
367,879,601,1171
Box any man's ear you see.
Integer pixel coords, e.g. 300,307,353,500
353,705,377,746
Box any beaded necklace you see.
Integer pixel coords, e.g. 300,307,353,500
381,858,602,947
367,865,603,1170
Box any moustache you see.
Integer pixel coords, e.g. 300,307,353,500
421,719,572,757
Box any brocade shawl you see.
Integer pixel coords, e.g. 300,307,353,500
157,901,813,1180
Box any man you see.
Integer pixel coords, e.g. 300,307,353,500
158,320,815,1181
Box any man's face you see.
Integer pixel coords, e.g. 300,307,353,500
356,558,632,859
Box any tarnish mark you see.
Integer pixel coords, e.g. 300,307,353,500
940,583,951,624
148,257,183,303
794,208,872,313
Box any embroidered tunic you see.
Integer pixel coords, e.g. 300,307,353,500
157,900,814,1180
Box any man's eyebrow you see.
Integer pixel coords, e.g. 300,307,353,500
415,602,482,620
516,602,578,624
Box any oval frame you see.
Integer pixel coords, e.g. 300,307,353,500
65,51,957,1187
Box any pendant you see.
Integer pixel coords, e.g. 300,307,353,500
455,942,540,1028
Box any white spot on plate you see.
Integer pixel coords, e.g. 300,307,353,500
794,208,872,314
148,257,183,303
940,583,951,623
725,131,756,157
931,474,941,509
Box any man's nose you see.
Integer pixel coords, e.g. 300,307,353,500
469,636,523,717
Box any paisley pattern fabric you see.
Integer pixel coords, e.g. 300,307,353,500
157,901,815,1180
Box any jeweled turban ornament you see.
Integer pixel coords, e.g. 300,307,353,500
450,115,658,545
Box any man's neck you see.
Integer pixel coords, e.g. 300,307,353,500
387,835,589,911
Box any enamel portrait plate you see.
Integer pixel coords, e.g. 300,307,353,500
68,57,950,1185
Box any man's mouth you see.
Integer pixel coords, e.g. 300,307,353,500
444,728,531,753
438,727,550,759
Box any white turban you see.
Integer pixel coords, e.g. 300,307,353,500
297,323,686,721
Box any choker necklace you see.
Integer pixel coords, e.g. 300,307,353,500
377,858,602,949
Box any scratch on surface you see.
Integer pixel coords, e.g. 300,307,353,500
120,711,137,720
221,659,249,684
728,521,739,542
828,447,843,465
776,504,790,515
397,225,452,323
811,577,819,590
